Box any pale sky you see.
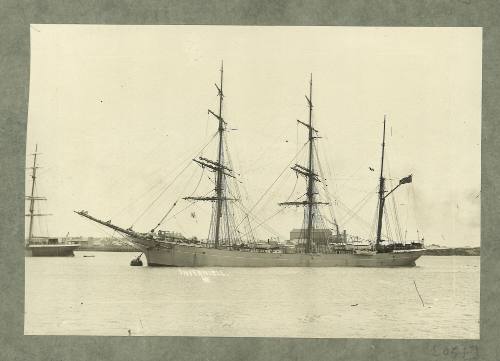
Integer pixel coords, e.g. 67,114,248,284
26,25,482,247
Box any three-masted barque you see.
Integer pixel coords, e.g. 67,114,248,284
76,65,424,267
26,145,79,257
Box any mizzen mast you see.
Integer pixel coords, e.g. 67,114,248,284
375,115,413,251
375,115,387,249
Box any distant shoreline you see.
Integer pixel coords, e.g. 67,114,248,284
76,246,138,252
423,247,480,256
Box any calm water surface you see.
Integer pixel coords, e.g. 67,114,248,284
25,253,479,338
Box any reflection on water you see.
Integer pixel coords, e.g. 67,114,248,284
25,253,479,338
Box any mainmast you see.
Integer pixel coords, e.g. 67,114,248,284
280,75,327,253
305,75,315,253
184,62,236,248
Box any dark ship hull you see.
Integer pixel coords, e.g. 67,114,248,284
25,244,79,257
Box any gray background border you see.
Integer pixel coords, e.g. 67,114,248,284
0,1,497,360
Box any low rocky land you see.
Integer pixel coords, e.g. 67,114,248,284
424,247,480,256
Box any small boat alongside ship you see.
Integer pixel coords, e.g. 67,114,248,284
25,145,79,257
76,65,424,267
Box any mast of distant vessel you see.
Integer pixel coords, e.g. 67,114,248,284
27,145,39,242
26,144,48,243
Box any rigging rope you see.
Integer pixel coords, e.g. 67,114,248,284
390,190,404,241
111,131,219,222
404,185,410,241
129,132,218,227
225,182,284,239
410,185,423,240
385,155,404,242
165,189,214,223
104,135,171,196
151,199,179,232
314,142,338,231
337,189,376,231
383,206,393,242
187,167,206,199
329,185,378,232
221,133,248,243
130,164,196,227
234,141,308,230
239,192,307,240
369,201,379,241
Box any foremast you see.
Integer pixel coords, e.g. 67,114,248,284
213,61,227,249
279,75,328,253
184,62,237,248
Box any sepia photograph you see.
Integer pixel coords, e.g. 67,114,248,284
24,25,481,338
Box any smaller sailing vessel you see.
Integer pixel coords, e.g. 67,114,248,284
75,65,424,267
25,145,79,257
